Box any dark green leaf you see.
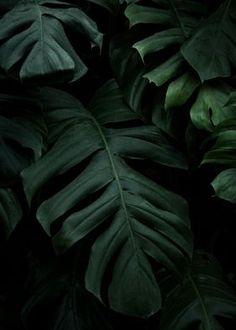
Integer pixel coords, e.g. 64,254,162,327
211,169,236,203
125,1,204,88
190,81,235,132
125,0,203,31
133,28,185,61
0,0,102,82
165,71,200,110
202,129,236,167
181,0,236,81
0,188,22,239
110,32,148,115
0,93,45,185
143,52,185,86
22,83,192,317
89,80,138,124
125,4,172,27
160,252,236,330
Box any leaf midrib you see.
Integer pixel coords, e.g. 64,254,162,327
92,118,139,258
188,274,212,330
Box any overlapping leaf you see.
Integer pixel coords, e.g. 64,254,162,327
0,92,46,185
150,72,199,139
201,90,236,166
182,0,236,81
203,128,236,167
202,125,236,201
212,169,236,203
110,32,148,115
165,71,199,110
190,82,235,132
22,80,192,317
200,90,236,202
0,188,22,240
0,0,102,82
160,252,236,329
125,0,204,87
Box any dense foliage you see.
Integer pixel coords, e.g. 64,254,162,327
0,0,236,329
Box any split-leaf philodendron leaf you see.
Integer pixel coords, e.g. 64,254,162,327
22,80,192,318
0,0,236,327
125,0,204,87
182,0,236,81
160,252,236,329
0,0,102,82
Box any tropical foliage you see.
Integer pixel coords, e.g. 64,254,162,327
0,0,236,329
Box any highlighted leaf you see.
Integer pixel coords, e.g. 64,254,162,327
22,81,192,317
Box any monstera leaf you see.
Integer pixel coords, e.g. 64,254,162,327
0,0,102,82
182,0,236,81
160,252,236,329
22,80,192,317
125,0,204,87
0,92,46,185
